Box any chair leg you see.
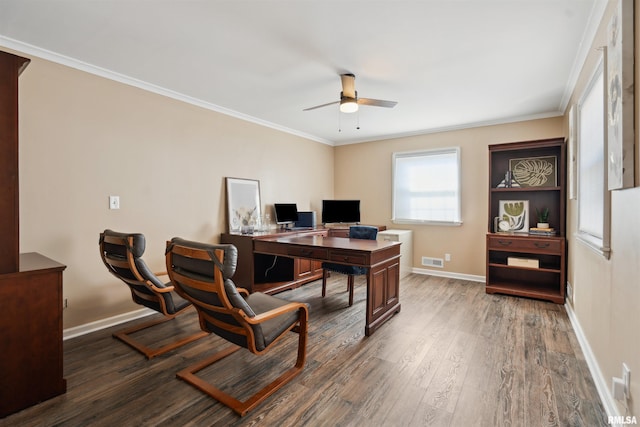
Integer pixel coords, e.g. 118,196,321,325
322,269,329,297
177,313,308,417
347,275,354,306
113,311,208,359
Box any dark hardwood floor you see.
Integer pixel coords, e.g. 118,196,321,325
2,274,607,426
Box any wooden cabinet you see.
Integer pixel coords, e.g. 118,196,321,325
0,51,30,274
486,138,566,303
0,51,67,417
295,257,323,281
0,253,67,417
486,234,565,303
221,228,328,294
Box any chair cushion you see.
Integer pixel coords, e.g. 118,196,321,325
224,279,256,317
102,229,188,314
245,292,306,351
322,262,366,276
169,238,237,280
102,229,146,258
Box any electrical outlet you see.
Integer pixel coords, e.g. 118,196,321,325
613,363,632,401
613,377,626,400
623,363,630,399
445,253,451,262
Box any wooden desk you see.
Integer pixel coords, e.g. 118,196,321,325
221,226,386,295
221,228,329,294
254,235,402,336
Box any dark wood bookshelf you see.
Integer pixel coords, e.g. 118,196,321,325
486,138,567,304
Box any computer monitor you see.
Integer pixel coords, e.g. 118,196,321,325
295,211,316,228
274,203,299,227
321,200,361,224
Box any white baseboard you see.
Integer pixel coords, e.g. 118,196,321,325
63,308,154,340
411,267,485,283
565,302,621,423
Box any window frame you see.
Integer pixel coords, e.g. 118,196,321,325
391,147,462,226
576,56,611,259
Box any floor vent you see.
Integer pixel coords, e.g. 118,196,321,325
422,256,444,268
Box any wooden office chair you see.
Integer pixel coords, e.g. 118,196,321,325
165,237,308,417
322,225,378,306
99,229,208,359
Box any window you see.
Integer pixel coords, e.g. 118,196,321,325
577,59,611,258
392,147,461,225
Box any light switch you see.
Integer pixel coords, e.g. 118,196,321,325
109,196,120,210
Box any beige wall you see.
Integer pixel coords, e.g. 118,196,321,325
15,55,334,328
334,117,563,276
563,1,640,418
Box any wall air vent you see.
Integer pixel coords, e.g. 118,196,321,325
422,256,444,268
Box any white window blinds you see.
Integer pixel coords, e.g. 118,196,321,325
392,148,461,225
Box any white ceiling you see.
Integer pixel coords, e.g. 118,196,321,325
0,0,605,146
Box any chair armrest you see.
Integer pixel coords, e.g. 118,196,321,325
148,271,175,293
149,285,174,293
244,302,308,324
237,287,250,297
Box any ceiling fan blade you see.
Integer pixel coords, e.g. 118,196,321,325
340,73,356,98
303,100,340,111
357,98,398,108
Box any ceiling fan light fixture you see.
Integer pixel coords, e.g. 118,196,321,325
340,97,358,113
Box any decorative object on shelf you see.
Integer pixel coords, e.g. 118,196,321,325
535,207,549,228
225,177,261,233
496,170,522,188
498,200,529,232
607,0,635,190
509,156,557,187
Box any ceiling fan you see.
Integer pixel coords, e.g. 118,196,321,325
303,73,397,113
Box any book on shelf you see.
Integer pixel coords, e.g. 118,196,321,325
529,227,556,236
507,257,540,268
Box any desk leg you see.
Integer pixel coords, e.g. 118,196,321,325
365,257,401,336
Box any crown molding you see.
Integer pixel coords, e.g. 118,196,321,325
333,111,564,146
0,36,334,146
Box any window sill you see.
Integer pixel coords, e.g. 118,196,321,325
392,219,463,226
575,232,611,260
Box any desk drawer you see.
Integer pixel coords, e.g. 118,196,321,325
488,235,562,254
329,250,367,265
286,246,328,260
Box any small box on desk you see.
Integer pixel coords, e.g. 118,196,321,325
507,257,539,268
